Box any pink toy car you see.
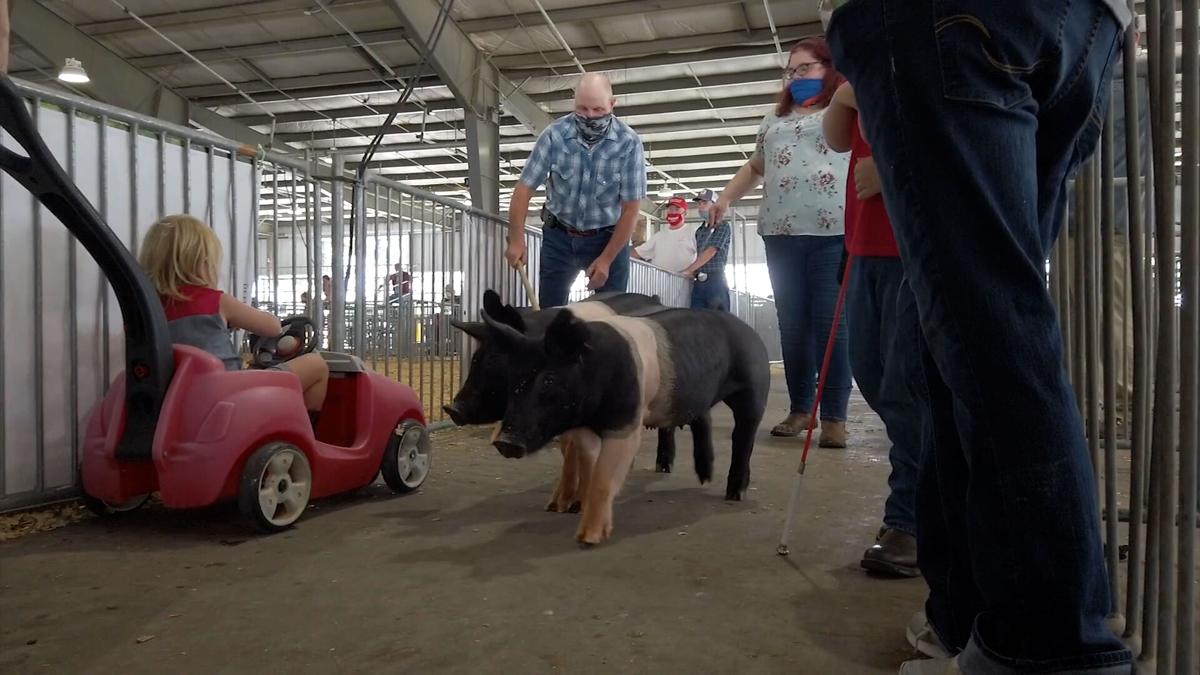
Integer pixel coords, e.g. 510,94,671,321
0,76,432,532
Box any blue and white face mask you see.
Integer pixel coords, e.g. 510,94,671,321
574,112,613,144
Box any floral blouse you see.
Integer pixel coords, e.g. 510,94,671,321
753,108,849,237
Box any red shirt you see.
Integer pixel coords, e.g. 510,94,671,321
844,116,900,257
162,284,223,320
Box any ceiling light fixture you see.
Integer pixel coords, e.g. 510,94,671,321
58,58,90,84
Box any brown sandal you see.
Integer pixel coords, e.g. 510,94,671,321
770,413,813,437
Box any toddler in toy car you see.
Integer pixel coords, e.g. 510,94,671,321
138,214,329,415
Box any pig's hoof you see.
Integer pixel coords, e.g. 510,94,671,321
655,462,672,473
568,501,582,514
576,520,612,546
546,501,560,512
575,530,607,546
576,532,602,546
724,488,744,501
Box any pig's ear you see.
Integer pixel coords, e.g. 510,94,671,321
483,289,527,332
483,289,504,316
482,307,536,352
450,320,487,341
544,310,591,361
496,304,526,332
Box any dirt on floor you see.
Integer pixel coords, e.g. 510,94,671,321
0,375,926,674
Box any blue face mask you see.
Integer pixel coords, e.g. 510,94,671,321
788,78,823,105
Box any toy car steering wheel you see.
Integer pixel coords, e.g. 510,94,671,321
249,315,319,368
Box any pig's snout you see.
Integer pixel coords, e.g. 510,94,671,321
493,434,527,459
443,403,466,426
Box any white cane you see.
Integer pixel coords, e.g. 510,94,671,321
777,254,854,555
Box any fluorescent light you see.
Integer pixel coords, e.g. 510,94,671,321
58,58,90,84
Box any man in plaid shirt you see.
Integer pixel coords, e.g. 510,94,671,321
504,73,647,308
687,189,733,310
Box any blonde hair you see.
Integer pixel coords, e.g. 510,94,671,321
138,214,223,300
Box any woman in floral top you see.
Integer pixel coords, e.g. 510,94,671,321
710,38,852,446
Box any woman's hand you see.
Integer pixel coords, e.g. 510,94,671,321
854,156,882,200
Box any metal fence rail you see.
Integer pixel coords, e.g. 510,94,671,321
0,79,261,512
1051,2,1198,671
0,71,782,511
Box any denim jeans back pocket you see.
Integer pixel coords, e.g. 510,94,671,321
931,2,1049,110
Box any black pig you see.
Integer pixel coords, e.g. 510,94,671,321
448,290,699,512
485,306,769,545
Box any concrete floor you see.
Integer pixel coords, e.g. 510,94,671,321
0,373,926,674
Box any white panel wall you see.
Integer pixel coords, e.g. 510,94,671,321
1,101,254,507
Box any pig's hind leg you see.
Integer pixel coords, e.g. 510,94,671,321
723,388,765,501
689,411,715,484
654,427,676,473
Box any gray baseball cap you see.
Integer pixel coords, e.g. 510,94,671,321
692,189,718,202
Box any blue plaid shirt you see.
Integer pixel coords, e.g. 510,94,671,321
694,220,732,276
519,114,647,231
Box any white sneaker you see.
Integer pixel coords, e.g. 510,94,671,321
906,609,953,659
898,656,959,674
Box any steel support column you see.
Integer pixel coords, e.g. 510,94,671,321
464,75,501,213
385,0,553,212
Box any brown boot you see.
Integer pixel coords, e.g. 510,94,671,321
770,412,813,437
861,528,920,578
817,420,847,448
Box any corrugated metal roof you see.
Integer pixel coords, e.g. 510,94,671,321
7,0,1189,211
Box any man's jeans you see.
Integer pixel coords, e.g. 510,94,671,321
538,225,630,308
848,257,921,537
763,234,851,421
690,272,729,311
829,1,1131,672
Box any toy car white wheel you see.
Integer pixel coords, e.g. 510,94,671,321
239,443,312,532
381,420,431,493
81,492,150,517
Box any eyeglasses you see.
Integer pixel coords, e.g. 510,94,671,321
782,62,823,80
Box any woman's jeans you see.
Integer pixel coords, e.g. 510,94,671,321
763,234,851,421
829,0,1131,671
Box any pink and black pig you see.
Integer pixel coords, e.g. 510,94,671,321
447,290,697,512
484,306,769,545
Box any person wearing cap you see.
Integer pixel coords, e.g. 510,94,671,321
631,197,698,274
504,73,647,308
682,189,732,310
